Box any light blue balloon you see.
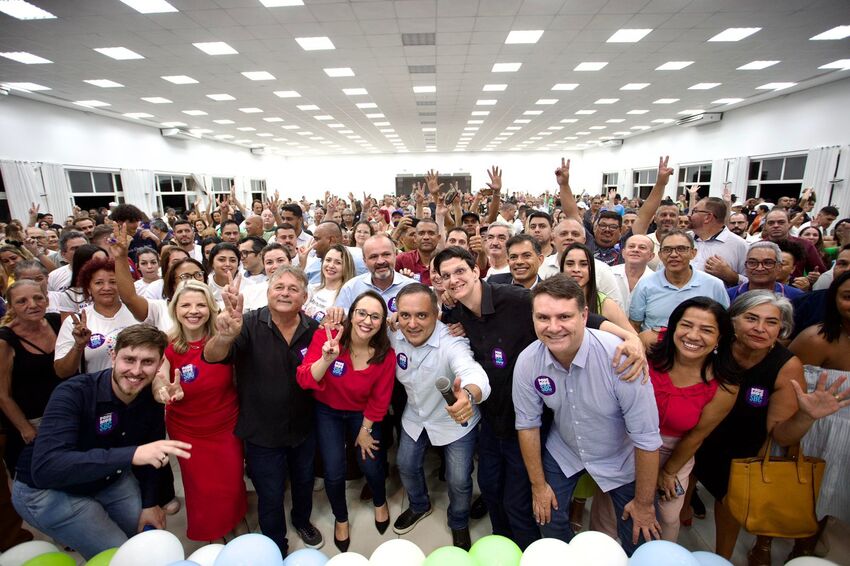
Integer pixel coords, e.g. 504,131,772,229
213,534,284,566
283,549,329,566
629,541,699,566
690,552,733,566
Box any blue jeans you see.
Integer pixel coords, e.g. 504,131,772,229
397,427,477,530
477,420,540,550
12,475,141,560
315,402,386,523
540,448,647,556
244,433,315,557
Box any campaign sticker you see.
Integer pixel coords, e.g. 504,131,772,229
97,412,115,435
331,360,346,377
534,376,556,396
300,347,309,360
314,311,326,323
388,297,398,312
89,333,106,349
413,273,421,282
397,353,408,370
492,348,506,368
179,364,198,383
745,386,769,408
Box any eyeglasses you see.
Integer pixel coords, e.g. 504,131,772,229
745,259,777,269
690,209,713,217
596,223,620,232
659,245,692,256
177,271,205,282
239,251,257,258
353,308,383,323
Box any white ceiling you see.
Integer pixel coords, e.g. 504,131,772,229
0,0,848,156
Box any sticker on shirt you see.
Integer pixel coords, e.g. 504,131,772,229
387,297,398,312
89,333,106,349
299,347,309,360
492,348,506,368
97,412,116,435
313,311,326,323
179,364,199,383
331,360,346,377
745,386,769,408
534,376,556,396
413,273,421,282
397,353,408,370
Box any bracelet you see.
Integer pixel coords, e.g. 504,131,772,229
361,425,373,434
462,387,476,406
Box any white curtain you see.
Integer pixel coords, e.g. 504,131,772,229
40,163,74,221
620,168,633,198
803,146,841,196
708,159,726,196
826,145,850,216
714,157,750,202
120,169,156,214
0,160,46,223
190,173,212,213
233,176,252,211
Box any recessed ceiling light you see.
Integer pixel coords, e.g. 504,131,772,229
476,99,497,105
314,115,333,120
413,85,436,93
505,30,544,44
621,83,650,90
161,121,186,127
422,127,436,132
282,125,300,130
374,121,390,126
1,81,50,91
74,100,110,108
514,119,531,124
756,82,797,90
182,110,207,116
142,97,172,104
656,61,693,71
627,109,649,114
464,127,479,131
257,133,275,137
0,51,52,64
652,119,675,124
239,107,263,113
551,83,579,91
560,118,578,123
483,84,507,92
162,75,198,84
536,98,558,105
0,1,55,19
574,62,607,71
708,27,761,42
689,83,721,90
738,60,780,70
193,42,238,55
295,36,335,51
631,125,651,130
819,59,850,70
263,117,284,122
207,93,235,101
123,112,153,119
606,118,625,123
242,71,275,81
677,109,704,115
343,88,368,95
471,111,490,116
273,90,300,98
575,110,596,115
119,0,177,14
712,98,744,104
548,126,563,130
356,102,377,109
810,26,850,40
298,104,319,111
85,79,124,88
653,98,679,104
607,28,652,43
492,63,522,73
524,110,543,115
238,127,256,131
595,98,619,104
323,67,354,77
366,113,385,119
468,120,484,125
328,124,344,128
213,119,235,124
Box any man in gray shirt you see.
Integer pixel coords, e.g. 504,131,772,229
513,274,661,555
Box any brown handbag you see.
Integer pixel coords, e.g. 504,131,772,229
724,438,825,538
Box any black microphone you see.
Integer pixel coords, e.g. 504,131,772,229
435,376,468,427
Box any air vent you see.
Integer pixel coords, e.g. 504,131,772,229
418,112,436,116
416,101,437,106
409,65,436,74
402,33,436,46
421,120,436,124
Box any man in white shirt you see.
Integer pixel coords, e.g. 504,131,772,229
171,220,203,262
390,284,490,550
689,197,749,286
281,204,314,249
482,223,512,280
611,235,655,314
47,231,88,292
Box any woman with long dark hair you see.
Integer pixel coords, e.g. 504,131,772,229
560,243,631,331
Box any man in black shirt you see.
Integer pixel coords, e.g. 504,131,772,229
12,325,190,560
204,266,323,556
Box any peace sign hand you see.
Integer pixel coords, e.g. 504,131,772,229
70,311,92,348
156,368,185,404
792,372,850,420
555,158,570,187
657,155,673,185
322,324,341,362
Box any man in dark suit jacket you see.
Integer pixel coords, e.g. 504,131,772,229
487,234,543,289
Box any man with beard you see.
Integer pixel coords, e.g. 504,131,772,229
647,200,685,270
726,212,749,239
335,234,416,312
274,223,299,258
171,219,203,262
11,325,190,560
527,212,555,257
483,223,512,280
299,221,367,284
761,208,827,277
396,218,440,285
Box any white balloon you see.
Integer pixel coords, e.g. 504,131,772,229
519,538,574,566
0,541,60,566
567,531,627,566
368,540,425,566
785,558,840,566
111,530,185,566
326,553,369,566
187,544,226,566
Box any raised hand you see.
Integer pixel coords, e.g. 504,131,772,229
216,279,244,338
554,158,570,187
70,311,92,348
657,155,673,186
413,182,425,204
109,222,130,259
791,372,850,420
486,166,502,193
28,202,40,217
687,184,699,196
321,324,341,362
156,368,185,404
722,184,732,203
425,169,443,197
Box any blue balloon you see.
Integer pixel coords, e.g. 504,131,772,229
629,540,699,566
213,534,284,566
283,549,329,566
690,552,733,566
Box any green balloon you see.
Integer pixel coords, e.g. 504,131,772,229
424,546,475,566
22,552,76,566
85,547,119,566
468,535,522,566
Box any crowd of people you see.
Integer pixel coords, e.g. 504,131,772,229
0,156,848,566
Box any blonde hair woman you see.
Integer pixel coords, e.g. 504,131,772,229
303,244,355,323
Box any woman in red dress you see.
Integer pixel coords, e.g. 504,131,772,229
153,280,247,541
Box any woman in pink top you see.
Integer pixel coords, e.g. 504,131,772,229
647,297,741,541
296,290,395,552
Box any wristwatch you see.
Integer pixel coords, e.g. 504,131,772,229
462,387,476,406
361,425,373,434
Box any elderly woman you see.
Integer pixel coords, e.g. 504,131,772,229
727,241,805,301
694,291,847,565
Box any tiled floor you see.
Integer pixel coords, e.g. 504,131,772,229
25,451,850,565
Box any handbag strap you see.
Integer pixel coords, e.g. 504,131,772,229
760,437,809,484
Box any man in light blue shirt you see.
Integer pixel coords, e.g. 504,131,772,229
335,234,416,312
514,274,661,555
389,284,490,549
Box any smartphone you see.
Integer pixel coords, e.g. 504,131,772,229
657,478,685,498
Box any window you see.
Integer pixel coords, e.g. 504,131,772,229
602,172,618,195
156,174,191,215
747,155,807,202
632,168,657,200
67,169,123,211
394,173,472,196
677,163,711,200
250,179,267,203
211,177,234,194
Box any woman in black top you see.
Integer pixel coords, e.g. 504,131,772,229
0,279,63,472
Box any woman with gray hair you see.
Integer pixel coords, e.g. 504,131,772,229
694,290,846,565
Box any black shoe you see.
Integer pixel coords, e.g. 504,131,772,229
691,488,706,519
295,523,324,550
375,504,390,534
470,495,487,520
452,527,471,551
333,522,350,553
360,482,373,501
392,506,432,535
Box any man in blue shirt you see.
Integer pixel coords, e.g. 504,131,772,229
335,234,416,312
514,275,662,555
11,325,191,560
727,241,805,302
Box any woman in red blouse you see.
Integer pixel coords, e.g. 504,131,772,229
646,297,741,542
296,290,395,552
